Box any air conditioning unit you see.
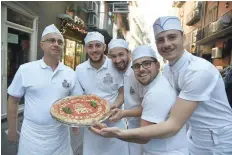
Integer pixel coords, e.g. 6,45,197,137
211,47,222,58
85,1,98,14
211,21,219,33
112,2,129,13
87,14,98,28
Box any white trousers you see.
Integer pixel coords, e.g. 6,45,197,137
143,148,188,155
18,119,73,155
187,124,232,155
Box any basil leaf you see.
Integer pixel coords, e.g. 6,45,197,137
90,100,97,108
62,107,72,114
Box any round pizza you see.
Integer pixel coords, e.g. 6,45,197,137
51,94,111,126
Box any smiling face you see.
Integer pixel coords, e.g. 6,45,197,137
40,33,64,60
85,41,106,63
109,47,131,72
132,56,160,85
155,30,185,65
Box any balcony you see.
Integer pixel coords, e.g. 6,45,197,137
186,8,201,26
196,10,232,45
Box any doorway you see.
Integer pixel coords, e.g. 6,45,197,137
1,3,38,119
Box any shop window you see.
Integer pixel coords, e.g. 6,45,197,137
63,39,85,70
7,8,33,28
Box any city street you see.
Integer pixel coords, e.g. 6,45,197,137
1,115,84,155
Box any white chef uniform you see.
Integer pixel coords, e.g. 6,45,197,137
154,16,232,155
74,58,129,155
132,45,188,155
73,33,129,155
108,38,143,155
163,51,232,155
8,59,75,155
123,62,143,155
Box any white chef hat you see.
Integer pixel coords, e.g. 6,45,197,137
84,31,105,44
132,45,157,62
108,39,129,52
153,16,183,36
41,24,64,41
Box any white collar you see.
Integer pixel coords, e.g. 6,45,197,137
169,51,190,72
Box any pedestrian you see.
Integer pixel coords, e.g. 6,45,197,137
91,16,232,155
107,39,143,155
72,32,129,155
7,24,76,155
92,45,188,155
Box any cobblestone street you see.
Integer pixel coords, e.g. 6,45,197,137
1,115,84,155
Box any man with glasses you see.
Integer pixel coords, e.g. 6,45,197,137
107,39,143,155
7,24,76,155
91,45,188,155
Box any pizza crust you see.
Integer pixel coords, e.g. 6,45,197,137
50,94,111,126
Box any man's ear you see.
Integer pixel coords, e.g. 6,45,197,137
40,42,44,50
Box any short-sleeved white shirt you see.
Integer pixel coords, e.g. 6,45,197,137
8,59,76,125
140,73,188,152
123,61,142,127
163,51,232,129
72,56,123,104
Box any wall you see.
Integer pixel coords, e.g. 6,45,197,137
218,1,232,17
204,1,218,26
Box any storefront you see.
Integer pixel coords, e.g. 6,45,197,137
1,2,38,119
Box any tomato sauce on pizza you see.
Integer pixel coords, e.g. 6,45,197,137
51,94,110,125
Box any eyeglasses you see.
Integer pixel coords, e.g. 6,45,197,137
42,38,64,46
131,60,155,72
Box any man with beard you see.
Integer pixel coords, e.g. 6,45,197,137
91,16,232,155
107,39,143,155
72,32,129,155
7,24,75,155
91,45,188,155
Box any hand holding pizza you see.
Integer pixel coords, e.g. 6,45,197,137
90,123,122,138
109,108,124,122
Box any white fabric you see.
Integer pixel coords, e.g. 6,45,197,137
72,56,129,155
187,124,232,155
163,51,232,154
153,16,183,36
41,24,64,41
123,61,143,155
139,73,188,154
108,39,129,51
18,119,73,155
8,59,75,154
84,31,105,44
143,148,188,155
132,45,157,62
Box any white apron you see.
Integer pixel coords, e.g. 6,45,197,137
83,120,129,155
143,148,188,155
18,119,73,155
187,124,232,155
127,119,143,155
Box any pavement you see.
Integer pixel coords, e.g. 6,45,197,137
1,114,84,155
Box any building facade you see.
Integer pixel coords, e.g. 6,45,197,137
172,1,232,70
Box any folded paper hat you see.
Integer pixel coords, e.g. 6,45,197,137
132,45,157,62
153,16,183,36
108,39,129,52
84,32,105,44
41,24,64,41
